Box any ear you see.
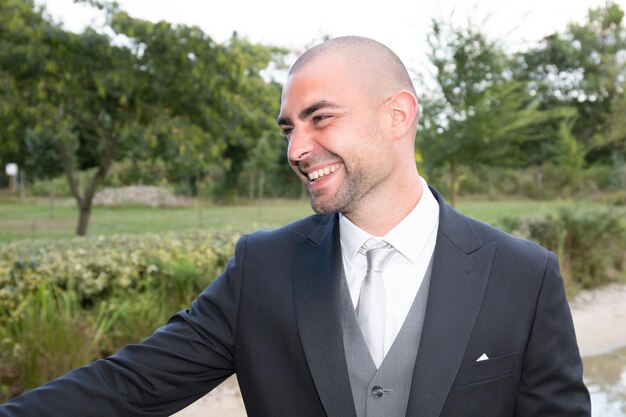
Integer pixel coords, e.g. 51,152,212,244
386,90,418,139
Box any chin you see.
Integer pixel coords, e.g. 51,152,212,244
310,194,353,215
309,196,337,215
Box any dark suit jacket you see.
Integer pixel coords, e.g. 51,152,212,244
1,189,591,416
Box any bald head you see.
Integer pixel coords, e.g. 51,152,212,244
290,36,417,99
279,36,423,228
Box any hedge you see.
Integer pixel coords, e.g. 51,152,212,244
499,208,626,291
0,229,240,399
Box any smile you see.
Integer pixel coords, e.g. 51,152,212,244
307,164,338,181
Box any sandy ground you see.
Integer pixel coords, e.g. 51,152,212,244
172,283,626,417
570,283,626,357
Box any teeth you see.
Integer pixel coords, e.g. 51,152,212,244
307,165,337,181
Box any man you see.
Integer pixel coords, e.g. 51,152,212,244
1,36,590,417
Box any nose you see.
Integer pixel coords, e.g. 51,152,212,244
287,127,315,162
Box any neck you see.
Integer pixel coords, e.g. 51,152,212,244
343,173,423,236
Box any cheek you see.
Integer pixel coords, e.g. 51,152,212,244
288,160,301,175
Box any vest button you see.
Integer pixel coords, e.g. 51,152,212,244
371,386,384,398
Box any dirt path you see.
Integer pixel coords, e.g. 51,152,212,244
172,376,245,417
172,283,626,417
570,283,626,357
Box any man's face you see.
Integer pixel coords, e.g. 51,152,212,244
277,55,392,215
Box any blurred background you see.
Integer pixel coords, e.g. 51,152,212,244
1,0,625,415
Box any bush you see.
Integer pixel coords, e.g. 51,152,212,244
0,230,237,309
0,229,240,399
28,176,72,198
599,190,626,207
26,160,171,199
0,282,115,398
499,208,626,291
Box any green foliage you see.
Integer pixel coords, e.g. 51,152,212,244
517,1,626,165
0,231,236,310
27,160,172,198
0,281,115,398
1,1,286,235
553,119,586,194
419,2,626,203
500,208,626,290
28,175,72,198
420,19,575,206
0,229,239,399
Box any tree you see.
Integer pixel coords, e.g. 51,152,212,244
518,2,626,164
1,0,285,235
0,0,53,179
108,9,285,199
419,20,573,205
243,133,279,200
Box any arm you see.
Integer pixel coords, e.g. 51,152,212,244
515,252,591,417
0,236,248,417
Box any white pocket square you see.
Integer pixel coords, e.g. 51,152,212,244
476,353,489,362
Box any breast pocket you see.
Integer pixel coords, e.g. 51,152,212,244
452,352,518,388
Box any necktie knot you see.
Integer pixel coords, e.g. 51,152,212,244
362,239,396,273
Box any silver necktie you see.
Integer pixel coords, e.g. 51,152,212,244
356,239,396,368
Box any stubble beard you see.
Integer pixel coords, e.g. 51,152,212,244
308,168,368,215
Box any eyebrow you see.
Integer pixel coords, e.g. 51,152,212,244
277,100,340,126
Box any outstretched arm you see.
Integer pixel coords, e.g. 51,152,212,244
0,236,248,417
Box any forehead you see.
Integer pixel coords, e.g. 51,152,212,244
279,54,357,116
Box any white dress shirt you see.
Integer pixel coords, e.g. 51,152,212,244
339,178,440,356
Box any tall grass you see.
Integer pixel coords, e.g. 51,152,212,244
500,208,626,294
0,280,115,399
0,231,226,400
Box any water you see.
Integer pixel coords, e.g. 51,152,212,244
584,346,626,416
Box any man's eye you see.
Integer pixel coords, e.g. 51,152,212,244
313,114,331,123
281,127,293,138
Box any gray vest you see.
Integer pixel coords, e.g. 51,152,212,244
342,264,432,417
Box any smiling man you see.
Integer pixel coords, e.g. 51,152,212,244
278,41,421,233
1,36,590,417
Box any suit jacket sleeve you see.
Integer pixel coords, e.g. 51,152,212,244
0,235,249,417
515,252,590,416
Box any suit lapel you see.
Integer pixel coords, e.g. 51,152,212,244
406,190,496,417
292,214,357,417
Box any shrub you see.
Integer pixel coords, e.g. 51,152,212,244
0,230,238,310
0,229,240,399
499,208,626,291
0,281,115,398
28,176,72,198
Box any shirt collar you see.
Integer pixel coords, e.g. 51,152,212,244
339,177,440,264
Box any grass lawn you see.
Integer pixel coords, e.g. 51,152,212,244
0,195,617,242
0,197,315,242
456,198,613,225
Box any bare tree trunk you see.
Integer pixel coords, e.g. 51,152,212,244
535,165,543,196
19,170,25,201
49,180,56,219
257,171,265,202
248,174,254,200
196,196,203,229
76,203,92,236
59,136,117,237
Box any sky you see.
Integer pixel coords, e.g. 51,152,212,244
37,0,626,78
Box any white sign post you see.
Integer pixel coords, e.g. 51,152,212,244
5,163,18,193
